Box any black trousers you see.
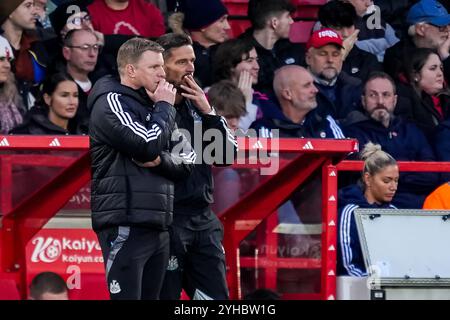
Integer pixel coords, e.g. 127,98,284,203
97,226,169,300
160,216,229,300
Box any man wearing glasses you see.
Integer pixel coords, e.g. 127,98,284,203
384,0,450,83
61,28,101,131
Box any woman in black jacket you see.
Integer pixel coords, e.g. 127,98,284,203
10,72,86,135
396,48,450,141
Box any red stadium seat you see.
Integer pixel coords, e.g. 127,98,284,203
228,19,251,38
223,0,248,16
289,20,315,43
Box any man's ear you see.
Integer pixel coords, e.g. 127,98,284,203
270,16,278,30
126,63,136,78
281,88,291,101
415,24,426,37
62,46,71,61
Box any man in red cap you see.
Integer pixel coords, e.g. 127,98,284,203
305,28,362,121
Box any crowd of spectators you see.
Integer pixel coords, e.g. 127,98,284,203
0,0,449,280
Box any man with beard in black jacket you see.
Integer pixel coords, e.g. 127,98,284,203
157,33,238,300
88,37,195,300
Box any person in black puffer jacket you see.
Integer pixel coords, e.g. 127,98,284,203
88,38,195,300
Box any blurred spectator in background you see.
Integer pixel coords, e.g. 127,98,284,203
29,272,69,300
251,65,345,139
373,0,418,38
207,80,247,133
1,0,49,109
423,181,450,209
342,71,439,208
397,48,449,141
58,28,100,129
318,0,382,82
49,0,137,80
208,80,246,214
342,0,399,62
212,38,264,130
305,28,362,121
10,72,86,134
384,0,450,82
88,0,165,38
240,0,304,94
338,142,399,276
34,0,55,40
168,0,230,88
0,35,25,134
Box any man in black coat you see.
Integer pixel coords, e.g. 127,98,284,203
88,38,195,300
157,33,238,300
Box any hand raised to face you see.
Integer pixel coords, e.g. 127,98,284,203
180,75,213,114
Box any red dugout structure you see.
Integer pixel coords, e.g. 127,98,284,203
0,136,449,300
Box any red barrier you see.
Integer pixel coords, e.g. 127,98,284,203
1,136,448,300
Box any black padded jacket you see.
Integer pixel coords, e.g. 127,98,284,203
88,76,195,231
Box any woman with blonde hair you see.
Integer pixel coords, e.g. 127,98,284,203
338,142,399,276
0,35,24,134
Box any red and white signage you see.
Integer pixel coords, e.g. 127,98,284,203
26,229,109,300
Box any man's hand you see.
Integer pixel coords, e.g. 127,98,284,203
132,156,161,168
342,29,360,61
147,79,177,105
238,70,254,105
180,75,213,114
438,32,450,61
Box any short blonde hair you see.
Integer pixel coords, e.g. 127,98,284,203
117,38,164,75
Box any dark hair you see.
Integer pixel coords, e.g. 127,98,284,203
42,72,75,97
318,0,357,28
208,80,247,118
363,71,397,95
405,48,440,86
29,272,68,300
247,0,295,30
212,38,255,82
156,32,193,59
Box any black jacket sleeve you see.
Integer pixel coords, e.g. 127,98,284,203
153,124,196,181
201,113,238,166
90,94,176,162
